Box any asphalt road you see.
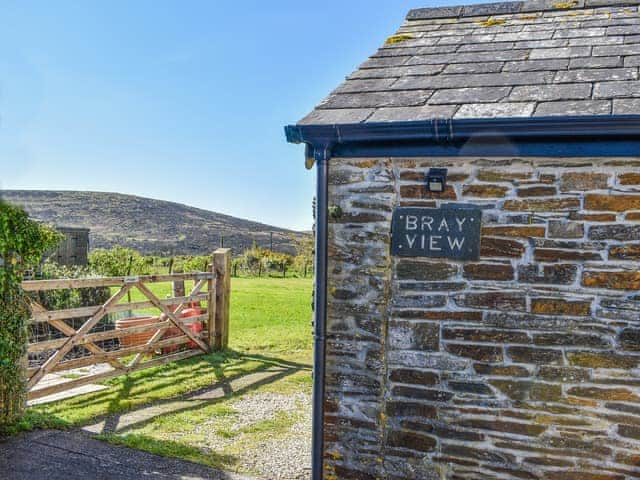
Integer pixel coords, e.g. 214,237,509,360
0,429,257,480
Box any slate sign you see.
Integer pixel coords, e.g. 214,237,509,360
391,206,482,260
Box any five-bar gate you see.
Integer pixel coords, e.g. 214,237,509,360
21,248,231,401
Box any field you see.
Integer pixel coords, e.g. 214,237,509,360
22,276,314,476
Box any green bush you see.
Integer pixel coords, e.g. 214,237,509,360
233,247,295,278
89,246,147,276
32,262,111,331
174,255,210,273
0,200,62,429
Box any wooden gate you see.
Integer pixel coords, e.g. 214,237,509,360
21,248,231,401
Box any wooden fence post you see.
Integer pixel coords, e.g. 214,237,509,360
206,254,216,352
213,248,231,350
173,273,185,299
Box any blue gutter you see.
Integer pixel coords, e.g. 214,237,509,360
284,114,640,480
286,115,640,167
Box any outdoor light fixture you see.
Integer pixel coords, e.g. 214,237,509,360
426,168,448,193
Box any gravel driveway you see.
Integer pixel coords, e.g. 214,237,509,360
195,392,312,480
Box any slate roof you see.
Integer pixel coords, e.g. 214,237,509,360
299,0,640,124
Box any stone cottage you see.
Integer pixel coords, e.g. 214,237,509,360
285,1,640,479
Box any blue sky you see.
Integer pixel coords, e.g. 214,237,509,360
1,0,470,231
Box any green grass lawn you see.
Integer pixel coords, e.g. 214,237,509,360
121,276,312,361
17,276,314,471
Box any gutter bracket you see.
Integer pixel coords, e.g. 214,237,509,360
285,124,335,169
305,141,335,169
432,118,453,143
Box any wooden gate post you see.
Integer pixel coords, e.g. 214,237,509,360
213,248,231,350
206,254,217,351
172,274,185,298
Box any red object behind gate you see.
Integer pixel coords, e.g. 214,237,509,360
163,303,204,353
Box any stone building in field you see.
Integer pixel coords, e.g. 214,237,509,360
286,1,640,479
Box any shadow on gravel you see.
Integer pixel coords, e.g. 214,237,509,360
85,351,311,435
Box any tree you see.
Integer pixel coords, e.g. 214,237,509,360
179,255,210,273
0,200,62,427
291,234,314,277
263,251,294,278
88,246,146,277
238,246,265,276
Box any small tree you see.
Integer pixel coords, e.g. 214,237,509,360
180,255,210,273
88,246,146,277
291,234,314,277
238,246,265,276
263,251,294,278
0,201,62,427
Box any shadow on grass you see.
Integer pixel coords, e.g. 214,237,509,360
91,351,310,435
14,350,311,477
33,350,251,414
101,374,135,434
94,432,239,473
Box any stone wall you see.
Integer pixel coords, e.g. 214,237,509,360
324,157,640,480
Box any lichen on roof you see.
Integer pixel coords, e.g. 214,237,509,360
385,34,415,45
478,17,508,26
299,0,640,125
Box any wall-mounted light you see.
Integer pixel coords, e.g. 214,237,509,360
426,168,448,193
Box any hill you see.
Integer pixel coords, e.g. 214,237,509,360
1,190,308,255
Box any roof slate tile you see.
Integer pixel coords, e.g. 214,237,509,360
493,30,554,41
528,46,592,59
461,1,524,16
372,47,425,58
513,39,568,49
569,55,623,68
613,98,640,114
458,41,516,52
428,86,512,104
534,99,612,116
416,45,465,55
359,56,412,69
437,34,497,45
503,59,570,72
582,17,639,28
593,43,640,56
509,83,593,101
594,80,640,98
297,0,640,124
407,6,463,19
521,0,584,11
585,0,638,6
333,78,400,94
366,104,459,122
392,71,553,90
454,102,535,118
608,25,640,35
555,67,638,83
554,28,607,38
624,55,640,66
318,90,433,109
406,50,530,65
443,62,505,74
299,108,375,125
348,64,445,80
568,36,625,46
